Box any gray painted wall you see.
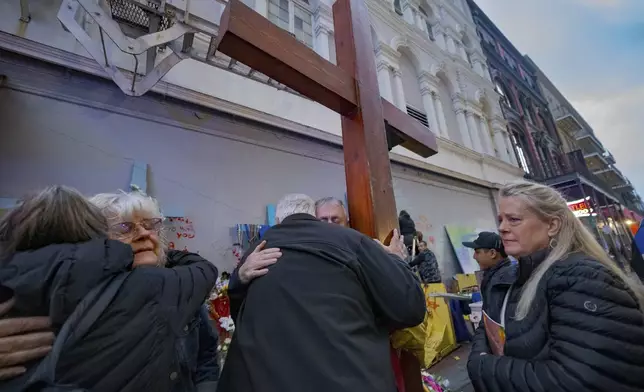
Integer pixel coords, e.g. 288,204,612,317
0,55,497,278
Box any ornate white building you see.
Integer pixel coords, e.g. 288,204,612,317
0,0,523,275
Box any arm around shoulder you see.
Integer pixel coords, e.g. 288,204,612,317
140,251,218,327
356,237,426,330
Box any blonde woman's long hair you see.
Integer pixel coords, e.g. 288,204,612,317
500,181,644,320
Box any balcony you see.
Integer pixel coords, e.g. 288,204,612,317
540,150,623,203
575,131,607,157
553,105,583,135
594,165,628,189
584,151,609,172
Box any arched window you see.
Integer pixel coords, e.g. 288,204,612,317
494,80,515,110
520,96,534,123
418,7,434,41
536,143,553,178
511,130,532,174
394,0,403,15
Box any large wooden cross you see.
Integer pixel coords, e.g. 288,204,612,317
215,0,438,390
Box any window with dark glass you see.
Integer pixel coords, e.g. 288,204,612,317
394,0,403,15
418,7,434,41
511,132,532,174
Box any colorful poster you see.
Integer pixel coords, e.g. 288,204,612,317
444,225,495,274
164,217,197,253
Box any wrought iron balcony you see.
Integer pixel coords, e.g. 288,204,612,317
538,150,624,203
594,165,628,188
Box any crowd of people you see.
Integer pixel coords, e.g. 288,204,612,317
0,181,642,392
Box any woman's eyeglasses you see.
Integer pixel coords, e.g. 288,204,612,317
110,218,163,236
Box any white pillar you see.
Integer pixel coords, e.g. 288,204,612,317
456,108,471,148
315,25,330,61
466,111,482,153
460,45,469,64
377,62,394,103
447,36,456,55
479,116,494,156
402,4,415,25
421,89,440,136
415,13,425,31
434,95,449,139
392,68,406,110
473,60,484,77
434,28,447,51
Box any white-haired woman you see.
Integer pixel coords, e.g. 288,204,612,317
467,181,644,392
89,191,280,392
0,190,278,390
0,186,219,392
89,191,219,392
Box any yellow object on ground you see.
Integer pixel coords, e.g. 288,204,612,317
454,273,478,292
391,283,458,367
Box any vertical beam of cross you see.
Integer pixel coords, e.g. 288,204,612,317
333,0,399,241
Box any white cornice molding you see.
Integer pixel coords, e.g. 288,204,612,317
370,3,491,95
0,31,523,188
314,2,333,23
376,41,402,63
482,154,524,175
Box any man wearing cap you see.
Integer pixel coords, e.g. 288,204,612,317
462,232,507,275
463,232,514,360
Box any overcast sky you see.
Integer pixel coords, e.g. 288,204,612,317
472,0,644,196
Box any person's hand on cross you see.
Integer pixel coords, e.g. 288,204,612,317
238,241,282,284
0,296,55,380
374,229,408,260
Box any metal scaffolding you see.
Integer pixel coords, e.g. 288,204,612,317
56,0,293,96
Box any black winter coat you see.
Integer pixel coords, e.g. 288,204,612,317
468,249,644,392
398,211,416,250
218,214,426,392
0,239,218,392
409,249,442,283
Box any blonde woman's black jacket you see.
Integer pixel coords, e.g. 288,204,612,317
0,239,218,392
467,249,644,392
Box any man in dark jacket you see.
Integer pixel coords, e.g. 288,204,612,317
409,240,442,283
218,194,426,392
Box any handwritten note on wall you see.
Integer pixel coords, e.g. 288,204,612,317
164,217,197,253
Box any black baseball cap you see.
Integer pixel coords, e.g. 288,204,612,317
462,231,503,251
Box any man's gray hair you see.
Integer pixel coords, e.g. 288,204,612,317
276,194,316,222
315,196,346,210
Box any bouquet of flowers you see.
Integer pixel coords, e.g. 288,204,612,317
207,272,235,365
421,370,450,392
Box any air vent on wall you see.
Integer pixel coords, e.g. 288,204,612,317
406,106,429,128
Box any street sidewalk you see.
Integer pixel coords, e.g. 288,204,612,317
428,342,474,392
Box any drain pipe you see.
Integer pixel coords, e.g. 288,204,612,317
19,0,31,23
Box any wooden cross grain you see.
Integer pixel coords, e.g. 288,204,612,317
215,0,438,390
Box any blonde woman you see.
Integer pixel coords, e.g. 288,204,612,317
467,181,644,392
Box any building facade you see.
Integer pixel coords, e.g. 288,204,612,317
0,0,524,276
531,59,640,256
467,0,568,180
